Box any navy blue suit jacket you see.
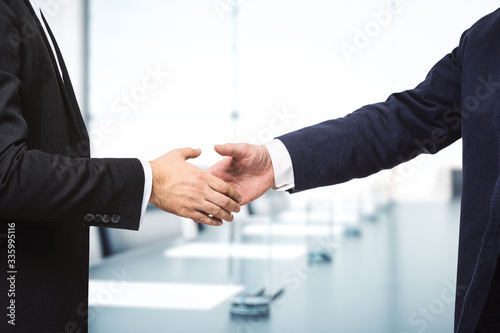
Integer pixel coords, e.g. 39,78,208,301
279,7,500,333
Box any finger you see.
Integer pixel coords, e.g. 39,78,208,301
206,189,241,215
191,211,224,226
208,174,243,204
214,143,249,159
178,147,202,160
200,200,235,222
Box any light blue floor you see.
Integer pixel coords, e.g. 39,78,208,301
89,201,460,333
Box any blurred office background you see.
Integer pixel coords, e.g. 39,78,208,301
42,0,498,332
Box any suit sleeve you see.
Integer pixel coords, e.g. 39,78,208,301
278,35,465,193
0,0,144,230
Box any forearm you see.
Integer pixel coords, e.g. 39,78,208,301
0,145,145,229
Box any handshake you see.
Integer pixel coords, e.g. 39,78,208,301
148,143,275,226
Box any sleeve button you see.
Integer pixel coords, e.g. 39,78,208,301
84,213,94,222
111,214,121,224
102,214,111,223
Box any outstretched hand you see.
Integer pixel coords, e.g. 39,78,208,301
207,143,275,205
149,148,242,226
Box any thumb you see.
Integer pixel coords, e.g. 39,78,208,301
178,147,202,160
214,143,249,159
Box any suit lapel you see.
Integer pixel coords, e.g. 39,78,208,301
21,0,90,151
41,13,90,147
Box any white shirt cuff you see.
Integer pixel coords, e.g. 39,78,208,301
264,139,295,191
140,160,153,225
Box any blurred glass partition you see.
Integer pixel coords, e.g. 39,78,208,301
88,0,235,164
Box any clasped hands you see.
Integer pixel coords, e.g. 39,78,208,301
149,143,274,226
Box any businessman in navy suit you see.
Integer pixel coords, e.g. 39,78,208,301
209,7,500,333
0,0,241,332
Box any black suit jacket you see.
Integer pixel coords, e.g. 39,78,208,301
0,0,145,331
279,7,500,332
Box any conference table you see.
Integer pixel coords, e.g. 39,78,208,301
89,202,460,333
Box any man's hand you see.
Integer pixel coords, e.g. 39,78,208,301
207,143,275,205
149,148,242,226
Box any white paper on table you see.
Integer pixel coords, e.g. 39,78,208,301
88,280,244,311
163,242,306,260
242,224,344,237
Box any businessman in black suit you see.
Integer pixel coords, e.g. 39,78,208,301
209,7,500,333
0,0,241,332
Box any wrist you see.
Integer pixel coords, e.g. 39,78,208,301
148,160,161,206
259,145,276,189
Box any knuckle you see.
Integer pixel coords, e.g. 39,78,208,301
222,183,231,194
180,207,190,216
221,196,230,207
212,207,223,217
